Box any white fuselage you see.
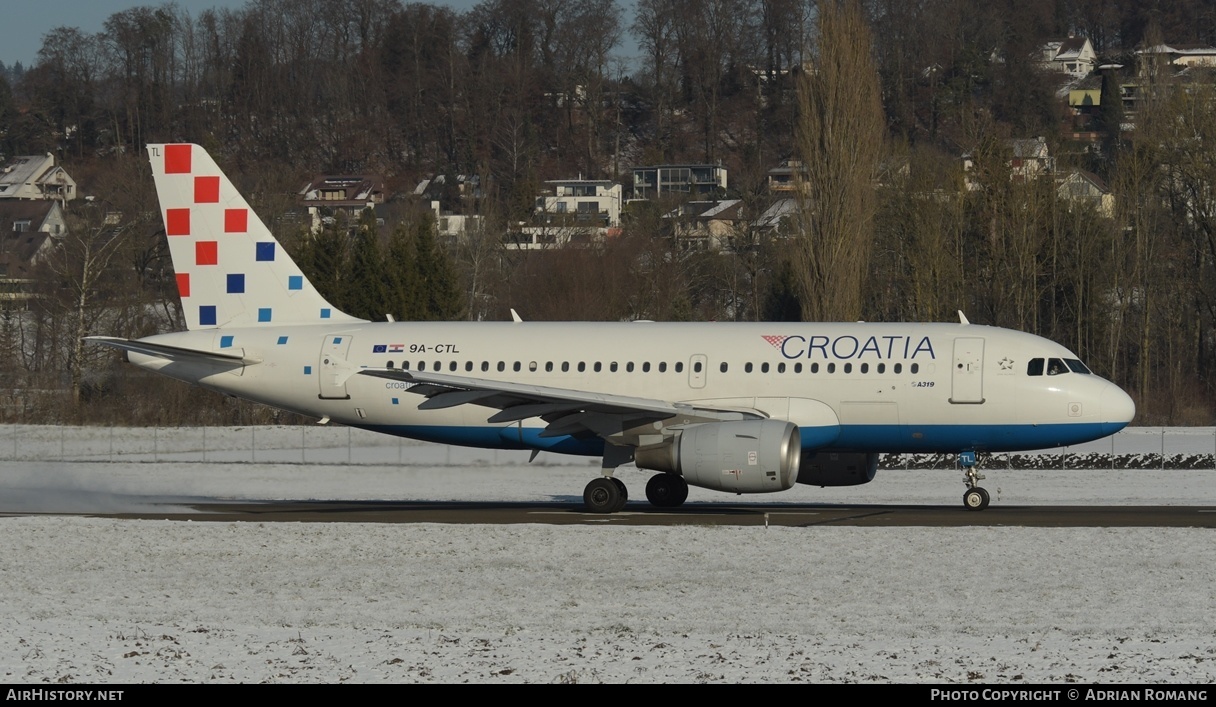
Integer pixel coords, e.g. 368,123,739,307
128,320,1134,457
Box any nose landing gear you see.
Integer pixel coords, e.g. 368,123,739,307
959,451,990,511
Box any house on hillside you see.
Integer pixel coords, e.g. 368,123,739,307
755,199,798,237
766,159,806,194
964,137,1055,189
1039,36,1097,79
0,200,64,306
431,201,484,247
532,178,622,231
1137,43,1216,67
1056,170,1114,218
299,174,386,233
664,199,746,251
0,199,66,238
507,178,623,250
1065,72,1106,141
1009,137,1054,179
0,154,77,203
632,164,727,200
413,173,481,208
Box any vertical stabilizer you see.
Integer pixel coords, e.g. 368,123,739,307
147,143,362,330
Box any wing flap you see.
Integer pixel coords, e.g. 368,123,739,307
357,368,771,442
487,403,582,424
358,368,739,440
418,389,503,410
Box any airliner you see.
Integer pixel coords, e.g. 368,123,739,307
88,144,1136,513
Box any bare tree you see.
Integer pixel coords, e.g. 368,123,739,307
791,0,884,322
43,203,140,407
872,142,967,322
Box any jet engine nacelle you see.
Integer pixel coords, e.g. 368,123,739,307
796,451,879,486
634,420,801,493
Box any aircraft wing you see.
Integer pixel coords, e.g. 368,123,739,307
84,336,264,366
358,368,756,439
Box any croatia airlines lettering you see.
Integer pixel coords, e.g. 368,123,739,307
764,334,937,361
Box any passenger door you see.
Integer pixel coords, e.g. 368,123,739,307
318,334,354,399
950,337,985,404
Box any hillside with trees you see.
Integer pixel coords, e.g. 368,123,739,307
2,0,1216,424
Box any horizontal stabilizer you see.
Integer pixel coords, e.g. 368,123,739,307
84,336,263,365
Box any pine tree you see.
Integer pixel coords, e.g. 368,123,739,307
342,209,389,320
295,221,349,310
386,223,421,320
411,212,463,321
0,73,16,158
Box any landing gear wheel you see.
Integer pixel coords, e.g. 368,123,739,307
645,473,689,508
584,477,626,513
963,487,990,511
610,477,628,504
959,452,990,511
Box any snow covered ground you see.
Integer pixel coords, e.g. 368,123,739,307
1,426,1214,684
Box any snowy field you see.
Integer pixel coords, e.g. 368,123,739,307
1,426,1215,684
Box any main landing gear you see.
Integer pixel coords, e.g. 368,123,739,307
582,473,690,513
959,450,990,511
582,444,691,513
583,444,632,513
583,477,628,513
644,473,688,508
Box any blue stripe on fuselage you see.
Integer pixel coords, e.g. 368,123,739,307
830,422,1128,453
360,421,1125,457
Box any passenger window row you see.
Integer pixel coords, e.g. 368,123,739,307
382,360,923,375
725,361,920,375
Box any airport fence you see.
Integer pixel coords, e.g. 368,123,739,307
1,425,1214,470
0,424,531,467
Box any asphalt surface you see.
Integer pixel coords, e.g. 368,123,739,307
96,500,1216,527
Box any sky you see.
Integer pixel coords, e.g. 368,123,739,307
1,425,1215,683
0,0,486,68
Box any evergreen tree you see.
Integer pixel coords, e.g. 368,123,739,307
411,212,463,321
342,209,390,320
1097,68,1125,159
762,259,801,322
295,221,348,310
0,73,15,158
386,223,421,321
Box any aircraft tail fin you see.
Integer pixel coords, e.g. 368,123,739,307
147,143,362,330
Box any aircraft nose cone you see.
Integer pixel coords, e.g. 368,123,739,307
1100,383,1136,433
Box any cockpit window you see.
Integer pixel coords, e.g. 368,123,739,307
1065,358,1091,374
1029,357,1092,376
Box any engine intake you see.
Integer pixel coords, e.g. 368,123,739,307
635,420,801,493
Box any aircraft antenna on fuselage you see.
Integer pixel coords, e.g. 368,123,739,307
511,309,523,323
958,311,971,325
